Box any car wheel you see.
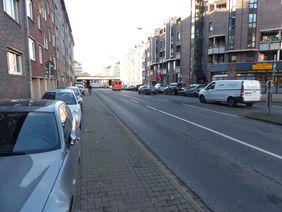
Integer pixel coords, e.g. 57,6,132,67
173,90,177,95
246,103,253,107
199,95,206,103
227,97,236,107
138,91,141,94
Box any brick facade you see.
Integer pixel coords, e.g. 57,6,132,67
0,0,30,99
0,0,74,99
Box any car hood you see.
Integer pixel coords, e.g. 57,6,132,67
0,150,63,212
68,104,80,113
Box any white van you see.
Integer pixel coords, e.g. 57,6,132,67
198,80,261,106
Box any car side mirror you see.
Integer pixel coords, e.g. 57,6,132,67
67,130,79,145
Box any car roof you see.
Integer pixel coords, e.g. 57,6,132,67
0,99,62,113
66,86,80,90
45,88,74,94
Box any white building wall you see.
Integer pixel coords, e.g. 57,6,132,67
120,43,146,86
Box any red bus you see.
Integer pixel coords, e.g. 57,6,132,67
112,80,122,91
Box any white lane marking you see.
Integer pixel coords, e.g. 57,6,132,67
183,104,239,118
129,99,138,103
146,105,158,111
146,105,282,160
158,98,169,102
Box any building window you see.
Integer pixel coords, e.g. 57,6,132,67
3,0,19,21
52,34,55,46
249,0,257,9
28,38,36,61
209,4,215,12
217,3,227,9
26,0,33,20
230,55,237,62
209,22,213,32
247,0,257,48
37,12,41,29
248,13,256,24
46,2,50,15
52,57,56,70
7,49,22,75
44,36,48,49
51,11,54,23
177,32,181,41
39,45,43,64
42,3,47,20
48,28,51,42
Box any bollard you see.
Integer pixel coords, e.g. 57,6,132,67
266,80,273,116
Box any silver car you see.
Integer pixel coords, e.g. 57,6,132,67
0,99,80,211
42,88,82,128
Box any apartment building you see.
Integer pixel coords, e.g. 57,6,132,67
0,0,30,99
142,38,151,84
27,0,57,99
0,0,74,100
205,0,282,92
74,60,82,77
55,0,74,86
121,43,146,86
150,17,183,85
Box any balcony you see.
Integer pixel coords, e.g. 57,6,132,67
259,41,282,51
208,45,226,55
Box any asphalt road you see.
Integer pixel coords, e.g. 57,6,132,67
94,89,282,212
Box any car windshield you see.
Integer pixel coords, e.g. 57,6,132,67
68,88,80,99
0,112,60,155
43,92,77,105
75,84,83,89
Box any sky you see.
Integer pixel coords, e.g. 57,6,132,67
66,0,189,75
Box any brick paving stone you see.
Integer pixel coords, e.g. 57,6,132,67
73,94,210,212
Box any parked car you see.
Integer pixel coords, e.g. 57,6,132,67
138,84,157,95
164,83,186,95
58,86,83,109
74,83,85,95
0,99,80,211
126,85,136,91
42,89,82,127
154,83,167,93
184,84,207,97
198,80,261,106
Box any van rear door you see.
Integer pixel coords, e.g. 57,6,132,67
243,81,261,102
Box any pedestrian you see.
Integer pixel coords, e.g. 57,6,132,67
88,84,92,95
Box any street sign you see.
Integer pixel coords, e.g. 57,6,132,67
252,63,272,70
45,61,54,78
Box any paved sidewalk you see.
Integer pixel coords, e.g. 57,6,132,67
245,93,282,126
261,93,282,103
74,94,209,212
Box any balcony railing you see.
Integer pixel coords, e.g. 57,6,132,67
259,41,282,51
208,45,226,55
